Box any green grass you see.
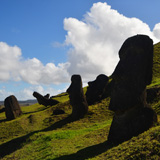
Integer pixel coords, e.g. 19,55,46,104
152,42,160,81
0,43,160,160
53,92,69,103
92,125,160,160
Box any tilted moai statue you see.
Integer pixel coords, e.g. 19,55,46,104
108,35,157,144
4,95,22,120
86,74,109,105
33,92,59,107
67,75,88,119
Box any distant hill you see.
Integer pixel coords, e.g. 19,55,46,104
0,99,37,106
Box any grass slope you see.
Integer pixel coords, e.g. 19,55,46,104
0,43,160,160
150,42,160,86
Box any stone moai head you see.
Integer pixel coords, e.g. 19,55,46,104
67,74,88,119
109,35,153,111
4,95,22,120
86,74,109,105
67,75,82,101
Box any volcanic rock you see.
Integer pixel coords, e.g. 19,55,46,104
4,95,22,120
33,92,59,107
108,35,157,144
86,74,109,105
67,75,88,119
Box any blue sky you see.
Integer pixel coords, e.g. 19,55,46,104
0,0,160,100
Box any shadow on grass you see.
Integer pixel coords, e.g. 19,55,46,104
0,115,75,158
0,114,113,159
0,119,7,123
0,131,38,158
22,106,48,115
42,115,75,132
53,141,114,160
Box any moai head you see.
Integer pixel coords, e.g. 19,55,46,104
86,74,109,105
4,95,22,120
33,91,59,106
109,35,153,111
67,75,88,119
67,75,83,104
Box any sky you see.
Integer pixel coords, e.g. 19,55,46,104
0,0,160,100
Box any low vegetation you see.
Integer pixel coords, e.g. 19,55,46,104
0,43,160,159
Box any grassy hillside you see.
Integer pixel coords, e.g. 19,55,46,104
0,43,160,160
150,42,160,86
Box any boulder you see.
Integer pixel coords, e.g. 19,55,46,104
86,74,109,105
108,35,157,144
67,75,88,119
33,92,59,107
4,95,22,120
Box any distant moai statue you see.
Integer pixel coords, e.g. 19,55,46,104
86,74,109,105
33,92,59,107
44,94,50,99
108,35,157,144
4,95,22,120
67,75,88,119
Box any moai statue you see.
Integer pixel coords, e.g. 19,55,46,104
108,35,157,144
67,75,88,119
4,95,22,120
33,92,59,107
86,74,109,105
44,94,50,99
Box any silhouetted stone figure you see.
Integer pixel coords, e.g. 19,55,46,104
44,94,50,99
4,95,22,120
108,35,157,144
33,92,59,107
85,74,109,105
67,75,88,119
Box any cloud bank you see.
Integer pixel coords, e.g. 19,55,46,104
0,42,70,85
0,2,160,86
64,2,160,81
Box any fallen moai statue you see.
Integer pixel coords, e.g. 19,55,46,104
67,75,88,119
108,35,157,144
86,74,109,105
33,92,59,107
4,95,22,120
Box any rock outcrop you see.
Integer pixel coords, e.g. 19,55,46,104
67,75,88,119
86,74,109,105
108,35,157,144
4,95,22,120
33,92,59,107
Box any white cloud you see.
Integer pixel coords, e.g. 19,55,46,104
0,42,22,81
0,2,160,88
0,42,70,85
19,59,70,85
0,89,13,101
64,2,160,82
0,84,66,101
153,23,160,40
17,85,63,100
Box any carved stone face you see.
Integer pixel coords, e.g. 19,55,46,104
4,95,22,120
67,75,82,95
66,74,88,119
86,74,108,105
109,35,153,111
